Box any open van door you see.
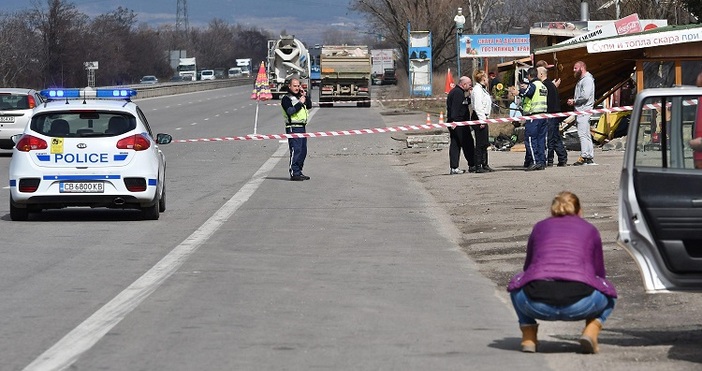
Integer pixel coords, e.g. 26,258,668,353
618,87,702,293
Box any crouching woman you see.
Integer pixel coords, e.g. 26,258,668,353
507,191,617,354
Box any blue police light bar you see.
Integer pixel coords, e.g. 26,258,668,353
40,88,137,100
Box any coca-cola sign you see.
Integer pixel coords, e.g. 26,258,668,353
615,14,642,35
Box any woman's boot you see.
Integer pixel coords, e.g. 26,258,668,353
579,318,602,354
520,324,538,353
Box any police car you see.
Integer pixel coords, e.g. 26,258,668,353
618,86,702,293
8,88,172,221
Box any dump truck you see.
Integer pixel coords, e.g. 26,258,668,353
319,45,372,107
267,36,311,99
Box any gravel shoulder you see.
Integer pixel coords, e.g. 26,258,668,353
384,110,702,371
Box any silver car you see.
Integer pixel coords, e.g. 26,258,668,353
618,86,702,293
0,88,43,149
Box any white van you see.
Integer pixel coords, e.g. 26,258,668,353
228,67,243,78
200,69,215,81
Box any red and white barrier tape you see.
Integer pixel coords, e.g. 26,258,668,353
265,96,444,106
174,105,642,143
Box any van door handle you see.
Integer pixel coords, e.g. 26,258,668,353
692,199,702,207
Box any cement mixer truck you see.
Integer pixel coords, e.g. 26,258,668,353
267,36,311,99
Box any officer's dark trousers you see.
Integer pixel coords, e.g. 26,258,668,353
448,125,475,169
286,126,307,177
524,118,548,167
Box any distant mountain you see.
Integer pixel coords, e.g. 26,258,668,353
2,0,364,44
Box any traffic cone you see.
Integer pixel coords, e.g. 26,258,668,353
426,113,432,125
439,111,444,125
445,68,455,94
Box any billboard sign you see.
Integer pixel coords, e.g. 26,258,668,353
408,30,432,97
459,34,530,58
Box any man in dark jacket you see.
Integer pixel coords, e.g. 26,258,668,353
536,60,568,166
446,76,475,174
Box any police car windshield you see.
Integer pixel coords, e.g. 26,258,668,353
31,113,136,137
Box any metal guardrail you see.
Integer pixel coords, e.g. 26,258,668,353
130,77,254,99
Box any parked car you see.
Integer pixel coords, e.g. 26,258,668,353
618,85,702,293
8,88,172,221
228,67,243,78
0,88,43,150
200,70,215,81
214,68,227,79
139,75,158,84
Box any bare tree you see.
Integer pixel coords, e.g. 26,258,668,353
126,25,172,83
233,25,272,65
0,12,42,87
29,0,90,87
87,7,138,85
350,0,505,74
195,19,236,69
681,0,702,21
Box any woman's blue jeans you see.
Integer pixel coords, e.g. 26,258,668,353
510,288,616,325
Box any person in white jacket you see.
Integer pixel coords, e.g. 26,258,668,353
471,70,494,172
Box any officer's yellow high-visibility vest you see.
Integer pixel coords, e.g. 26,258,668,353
282,94,308,126
521,80,548,115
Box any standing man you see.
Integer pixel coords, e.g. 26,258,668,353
282,78,313,181
446,76,476,174
472,70,494,172
567,61,596,166
519,67,549,171
536,61,568,167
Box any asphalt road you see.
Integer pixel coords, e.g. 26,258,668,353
1,86,555,371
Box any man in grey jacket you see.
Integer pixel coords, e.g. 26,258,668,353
567,61,595,166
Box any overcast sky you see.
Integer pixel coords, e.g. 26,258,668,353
7,0,364,44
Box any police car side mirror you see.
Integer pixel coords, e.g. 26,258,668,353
156,133,172,145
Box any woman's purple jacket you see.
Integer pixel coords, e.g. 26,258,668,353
507,215,618,298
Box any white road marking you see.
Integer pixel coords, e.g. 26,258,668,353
22,144,289,371
22,109,317,371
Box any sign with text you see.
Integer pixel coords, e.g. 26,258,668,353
459,34,530,58
587,26,702,53
560,14,644,46
409,30,432,97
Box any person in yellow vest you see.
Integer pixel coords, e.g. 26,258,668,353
519,67,549,171
281,78,312,181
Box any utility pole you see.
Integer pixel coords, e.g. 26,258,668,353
176,0,189,47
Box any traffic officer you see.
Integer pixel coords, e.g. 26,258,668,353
519,67,549,171
282,78,313,181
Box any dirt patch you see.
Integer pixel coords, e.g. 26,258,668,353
387,109,702,369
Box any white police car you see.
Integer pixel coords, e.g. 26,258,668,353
8,88,172,221
618,86,702,293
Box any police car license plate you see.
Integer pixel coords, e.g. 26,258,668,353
60,181,104,193
0,116,14,122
